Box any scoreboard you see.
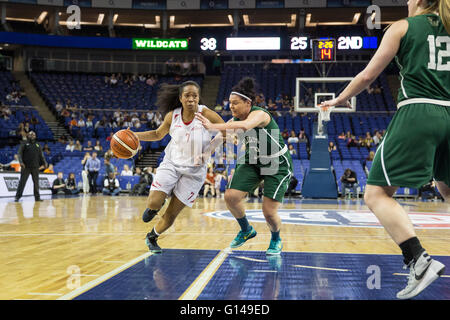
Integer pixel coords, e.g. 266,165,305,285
311,39,336,62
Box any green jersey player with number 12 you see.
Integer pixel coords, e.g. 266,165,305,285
321,0,449,299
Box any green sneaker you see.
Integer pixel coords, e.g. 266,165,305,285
230,226,257,248
145,233,162,254
266,238,282,255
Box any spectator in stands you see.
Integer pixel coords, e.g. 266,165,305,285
203,167,216,197
281,129,289,140
94,139,104,154
287,130,299,144
328,141,337,152
341,168,358,199
31,115,39,125
44,164,54,174
65,173,80,195
104,157,116,178
286,175,299,196
418,180,441,201
55,101,63,114
373,130,383,146
106,132,114,143
228,168,235,183
81,152,91,194
298,129,308,143
74,140,83,152
288,144,297,156
43,144,51,156
66,140,75,152
363,151,375,175
77,117,85,128
214,171,227,198
367,86,375,94
86,151,100,194
364,132,374,149
0,104,11,120
85,115,94,128
52,172,70,195
131,167,153,196
4,154,21,172
338,132,346,140
347,134,358,148
83,140,94,151
102,172,121,196
357,136,365,148
151,112,163,128
60,108,71,118
110,74,118,87
121,164,133,176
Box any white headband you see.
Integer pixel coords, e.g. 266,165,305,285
231,91,252,102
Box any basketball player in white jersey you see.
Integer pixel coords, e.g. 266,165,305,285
132,81,224,253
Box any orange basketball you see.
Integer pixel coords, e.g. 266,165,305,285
110,129,140,159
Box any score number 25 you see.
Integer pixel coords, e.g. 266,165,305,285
291,37,308,50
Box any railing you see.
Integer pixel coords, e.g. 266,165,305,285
27,58,206,75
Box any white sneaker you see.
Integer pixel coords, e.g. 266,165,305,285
397,251,445,299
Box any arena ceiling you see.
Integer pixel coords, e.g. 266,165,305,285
3,2,407,29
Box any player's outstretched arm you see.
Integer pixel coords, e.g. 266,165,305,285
196,110,270,132
321,19,408,108
132,111,172,142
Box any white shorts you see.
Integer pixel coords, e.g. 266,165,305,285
150,160,207,207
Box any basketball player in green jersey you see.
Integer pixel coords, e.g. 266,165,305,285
196,78,293,255
321,0,449,299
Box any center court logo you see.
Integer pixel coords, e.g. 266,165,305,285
204,209,450,229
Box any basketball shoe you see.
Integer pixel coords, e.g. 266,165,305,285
230,226,257,248
396,251,445,299
266,238,283,255
145,232,162,254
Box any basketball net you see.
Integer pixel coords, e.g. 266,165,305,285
317,105,334,136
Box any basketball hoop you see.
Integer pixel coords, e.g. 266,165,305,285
318,105,334,123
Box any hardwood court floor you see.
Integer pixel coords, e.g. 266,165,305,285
0,195,448,300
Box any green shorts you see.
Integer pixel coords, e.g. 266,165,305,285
367,103,450,189
227,153,293,203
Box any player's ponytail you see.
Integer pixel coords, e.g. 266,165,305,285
156,80,201,115
439,0,450,34
231,77,257,103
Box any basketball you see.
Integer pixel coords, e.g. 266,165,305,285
110,129,140,159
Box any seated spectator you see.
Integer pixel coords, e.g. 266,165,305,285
340,168,358,199
121,164,133,176
66,140,75,152
363,151,375,175
286,175,299,196
6,154,21,172
52,172,71,195
74,140,83,151
203,167,216,197
328,141,337,152
288,144,297,156
103,172,121,196
83,140,94,151
43,144,51,156
55,101,63,114
364,132,374,149
373,130,383,146
347,135,358,148
287,130,299,144
298,129,308,143
65,172,80,195
77,117,86,128
131,167,153,196
418,180,442,201
281,129,289,140
338,132,346,140
44,164,55,174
